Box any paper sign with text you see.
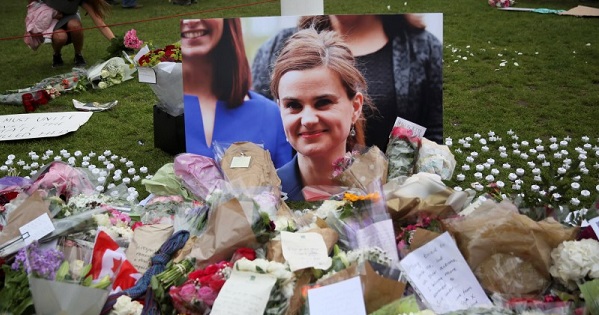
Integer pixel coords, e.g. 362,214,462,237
0,112,93,141
399,231,492,313
211,270,276,315
19,213,55,245
308,276,367,315
281,231,332,271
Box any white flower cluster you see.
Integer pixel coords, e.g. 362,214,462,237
347,246,392,267
447,131,599,223
1,149,153,202
549,238,599,289
110,295,143,315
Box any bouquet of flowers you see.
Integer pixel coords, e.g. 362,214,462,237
386,125,421,182
87,57,136,90
136,44,183,116
15,241,111,314
168,260,233,314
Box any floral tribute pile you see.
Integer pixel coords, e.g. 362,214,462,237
1,128,598,315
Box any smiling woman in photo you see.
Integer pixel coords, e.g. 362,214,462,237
272,28,374,201
181,18,291,168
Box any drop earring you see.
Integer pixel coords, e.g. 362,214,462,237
349,125,356,137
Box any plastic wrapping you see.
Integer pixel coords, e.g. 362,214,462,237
173,153,224,201
415,138,456,180
150,62,184,116
333,145,389,191
385,126,421,182
87,57,136,90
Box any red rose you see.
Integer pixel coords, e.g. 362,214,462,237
230,247,256,263
208,278,226,292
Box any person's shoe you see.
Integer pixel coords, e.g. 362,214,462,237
52,54,64,68
74,54,87,67
122,4,143,8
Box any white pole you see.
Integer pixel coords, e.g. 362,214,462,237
280,0,324,16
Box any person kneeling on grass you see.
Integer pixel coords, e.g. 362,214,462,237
43,0,115,68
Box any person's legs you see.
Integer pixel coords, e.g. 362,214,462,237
66,18,87,67
51,29,68,67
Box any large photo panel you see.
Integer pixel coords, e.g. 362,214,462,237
181,14,443,169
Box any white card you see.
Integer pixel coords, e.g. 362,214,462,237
137,67,157,84
399,232,492,313
392,117,427,138
308,277,366,315
133,45,150,64
356,219,399,264
281,231,332,271
19,213,55,245
230,155,251,168
211,270,276,315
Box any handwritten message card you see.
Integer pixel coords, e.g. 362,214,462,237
399,232,491,313
211,270,276,315
0,112,93,141
308,276,367,315
281,231,332,271
356,219,399,264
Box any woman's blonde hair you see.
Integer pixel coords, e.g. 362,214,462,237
270,28,373,150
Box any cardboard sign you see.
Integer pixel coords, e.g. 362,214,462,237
0,112,93,141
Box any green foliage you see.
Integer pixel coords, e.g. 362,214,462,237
0,265,34,315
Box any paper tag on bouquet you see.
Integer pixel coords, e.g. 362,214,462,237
137,67,157,84
281,231,332,271
392,117,427,138
19,213,55,245
230,155,251,168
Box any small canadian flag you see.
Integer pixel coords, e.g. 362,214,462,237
90,230,141,293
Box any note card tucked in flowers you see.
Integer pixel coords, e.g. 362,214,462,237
211,270,276,315
399,232,492,313
356,219,399,264
308,276,367,315
281,231,332,272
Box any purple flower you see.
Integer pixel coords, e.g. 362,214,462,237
25,242,64,280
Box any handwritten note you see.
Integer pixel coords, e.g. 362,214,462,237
308,276,366,315
281,231,332,271
392,117,427,138
0,112,93,141
19,213,55,245
356,219,399,264
399,232,492,313
211,270,276,315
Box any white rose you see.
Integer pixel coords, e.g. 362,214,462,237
69,259,85,280
98,81,108,89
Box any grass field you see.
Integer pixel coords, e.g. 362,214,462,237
1,0,598,199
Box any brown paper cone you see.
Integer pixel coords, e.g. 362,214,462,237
361,261,406,314
0,191,51,245
334,146,388,189
188,198,258,268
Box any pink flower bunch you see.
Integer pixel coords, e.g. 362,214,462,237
169,261,232,314
109,209,132,226
123,29,143,50
488,0,515,8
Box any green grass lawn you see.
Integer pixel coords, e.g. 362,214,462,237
1,0,598,199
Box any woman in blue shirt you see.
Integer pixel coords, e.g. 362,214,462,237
181,18,292,168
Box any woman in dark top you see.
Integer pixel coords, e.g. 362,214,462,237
252,14,443,149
